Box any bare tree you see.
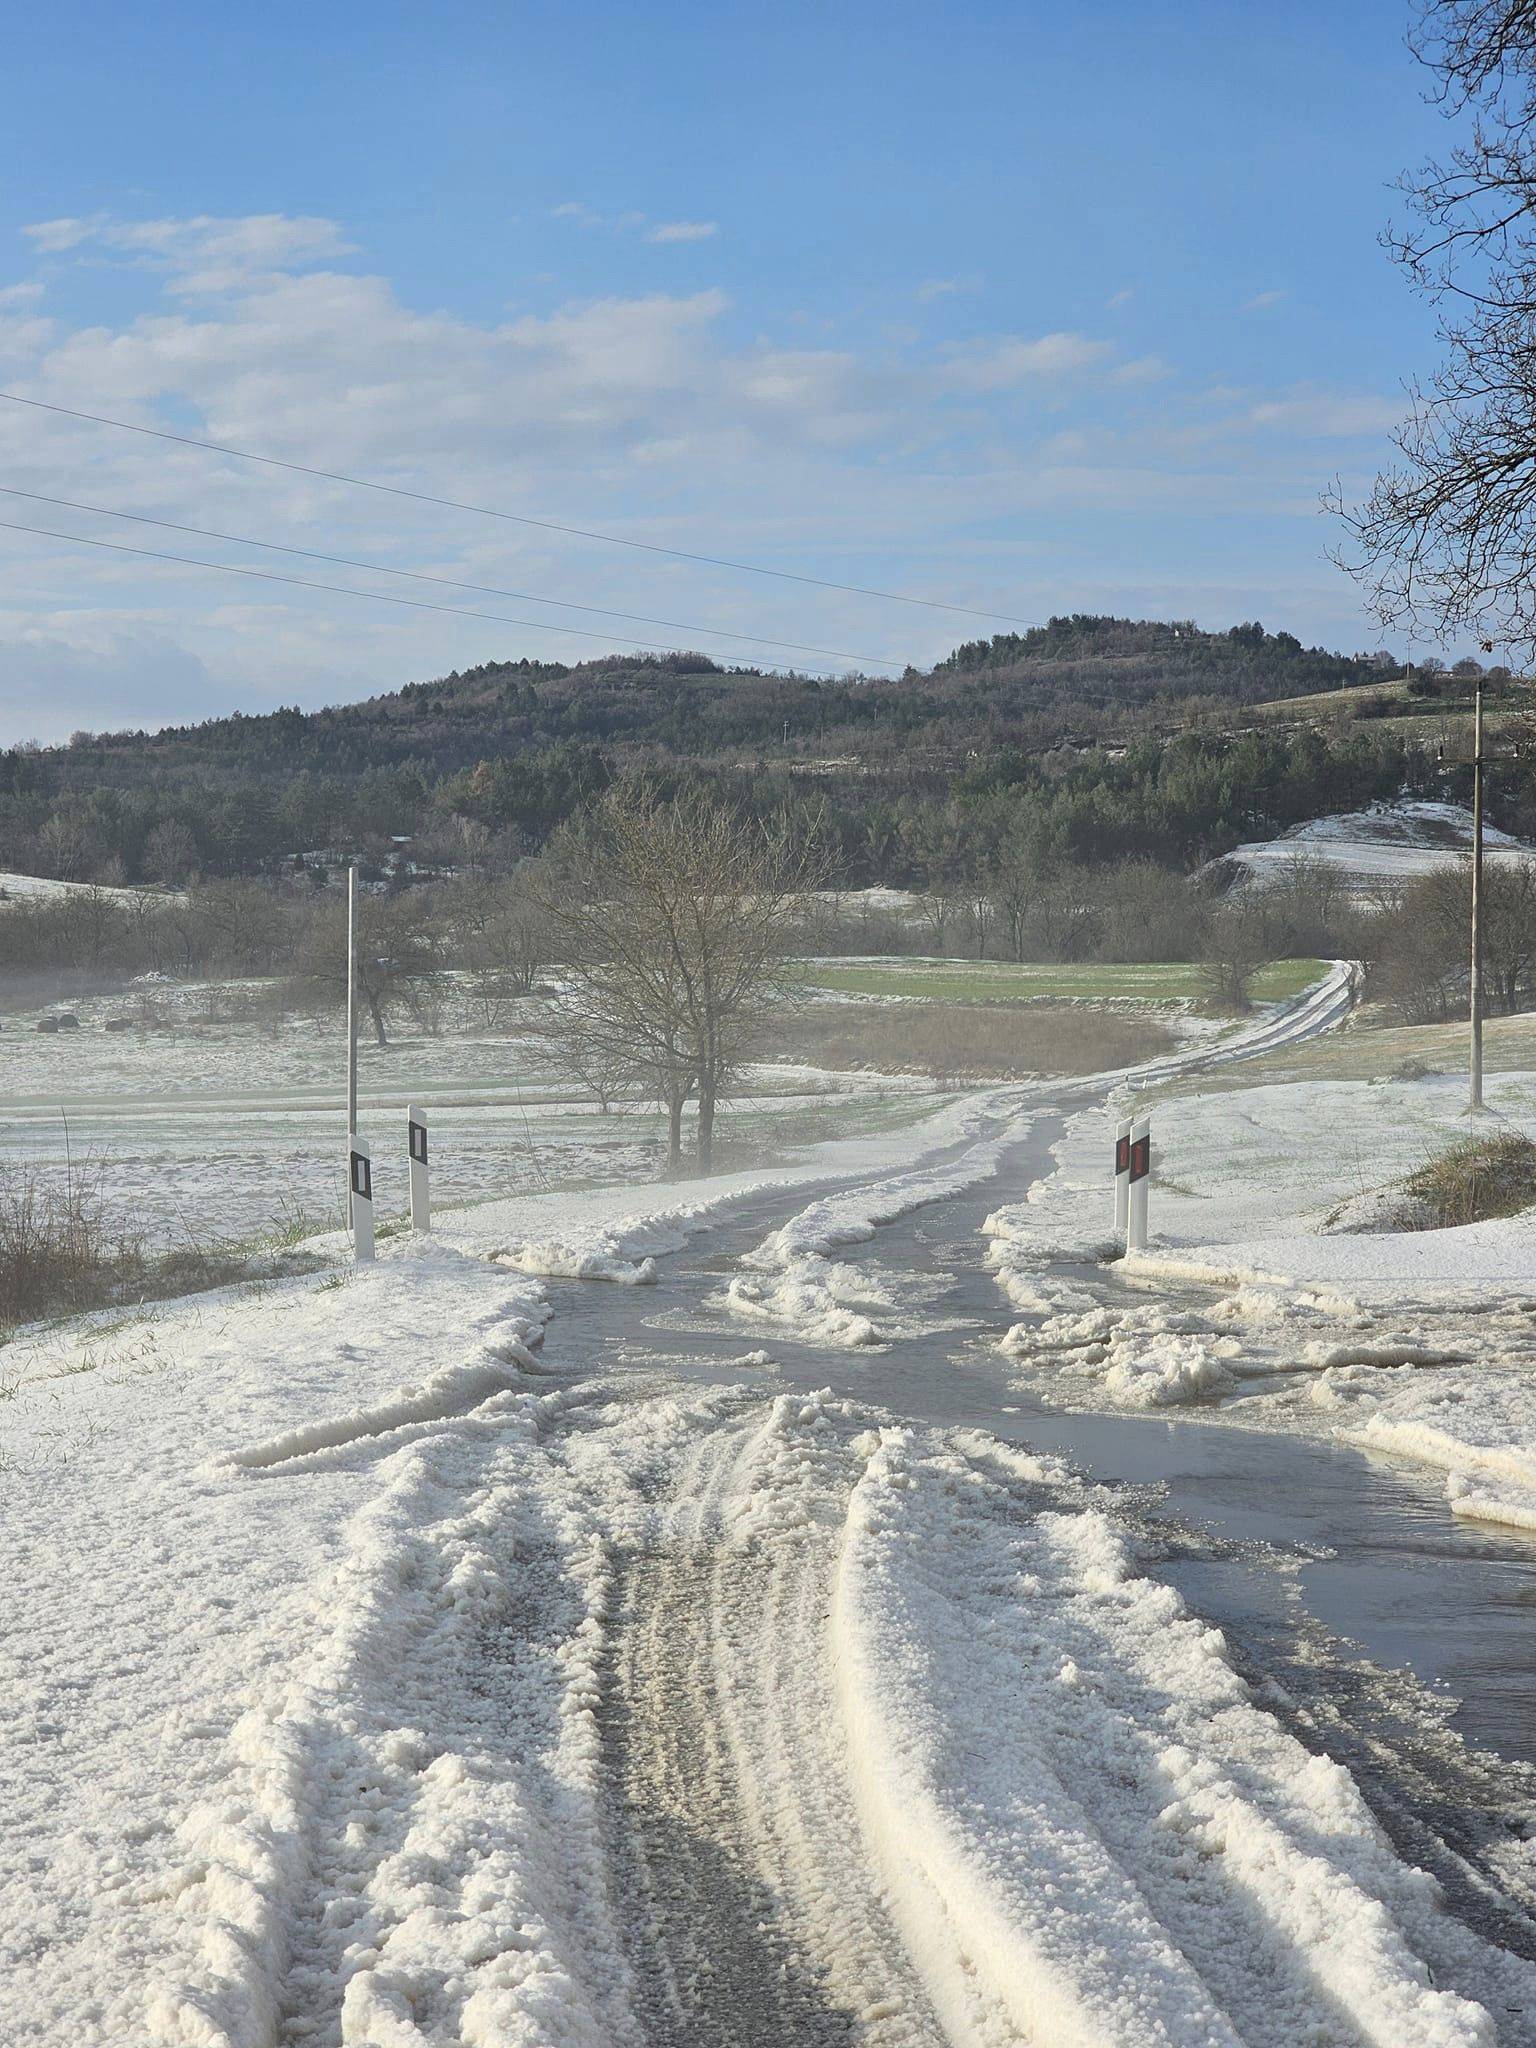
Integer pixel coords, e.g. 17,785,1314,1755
549,1006,642,1115
144,819,199,889
1200,899,1267,1011
1035,863,1101,962
988,813,1058,962
1362,862,1470,1019
1333,2,1536,655
538,786,825,1174
1259,852,1348,956
295,890,443,1047
444,868,551,1023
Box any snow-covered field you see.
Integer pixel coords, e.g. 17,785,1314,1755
1222,798,1530,893
0,981,952,1249
10,956,1536,2045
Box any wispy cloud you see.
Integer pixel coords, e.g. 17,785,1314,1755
552,202,717,245
645,220,718,244
1248,389,1401,436
23,213,351,292
1105,286,1135,310
0,208,1414,733
938,331,1111,394
1240,288,1288,312
925,276,987,303
1111,355,1171,386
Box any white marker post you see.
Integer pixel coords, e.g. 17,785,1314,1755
1126,1115,1151,1253
349,1133,375,1264
346,865,359,1224
1113,1116,1132,1238
407,1103,430,1233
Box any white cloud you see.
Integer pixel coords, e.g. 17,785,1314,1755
1105,287,1135,310
645,220,718,244
916,276,982,306
23,217,103,254
938,331,1112,393
0,281,45,307
551,202,698,241
1240,288,1288,312
0,210,1413,729
0,619,218,744
1248,390,1402,436
24,213,351,293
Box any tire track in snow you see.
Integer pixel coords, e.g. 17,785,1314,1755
597,1402,950,2046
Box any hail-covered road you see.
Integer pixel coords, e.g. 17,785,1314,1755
10,960,1536,2047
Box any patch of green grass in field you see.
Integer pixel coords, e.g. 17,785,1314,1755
792,957,1328,1005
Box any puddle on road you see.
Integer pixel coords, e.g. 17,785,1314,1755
538,1111,1536,1793
1009,1402,1536,1773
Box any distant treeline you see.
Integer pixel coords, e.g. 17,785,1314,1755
0,616,1484,890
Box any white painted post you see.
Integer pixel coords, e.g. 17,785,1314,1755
346,865,359,1224
349,1133,374,1263
407,1103,430,1233
1113,1116,1132,1238
1126,1115,1151,1253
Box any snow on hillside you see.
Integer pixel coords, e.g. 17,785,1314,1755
0,870,172,904
1223,798,1529,891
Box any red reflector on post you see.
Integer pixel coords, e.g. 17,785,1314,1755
1129,1136,1150,1183
1115,1135,1130,1174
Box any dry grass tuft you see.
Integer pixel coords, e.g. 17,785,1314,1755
0,1156,264,1336
1403,1131,1536,1229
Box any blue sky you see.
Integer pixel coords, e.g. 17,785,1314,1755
0,0,1456,740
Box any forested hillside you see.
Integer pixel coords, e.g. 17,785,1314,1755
0,616,1459,887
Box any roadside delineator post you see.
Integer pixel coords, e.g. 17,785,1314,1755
350,1133,375,1264
346,863,359,1225
1126,1114,1151,1253
408,1103,430,1233
1113,1116,1132,1238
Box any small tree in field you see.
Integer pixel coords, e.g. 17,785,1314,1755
444,868,552,1023
540,786,824,1174
296,890,443,1046
1200,899,1266,1011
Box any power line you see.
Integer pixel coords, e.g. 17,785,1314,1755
0,484,901,668
0,389,1039,629
0,515,874,671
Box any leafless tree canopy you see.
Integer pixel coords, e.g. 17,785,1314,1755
1334,1,1536,656
538,785,826,1174
294,891,444,1046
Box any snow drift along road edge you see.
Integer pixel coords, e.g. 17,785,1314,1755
830,1427,1511,2048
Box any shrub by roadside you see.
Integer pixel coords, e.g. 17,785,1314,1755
1324,1130,1536,1234
0,1157,291,1336
1402,1132,1536,1229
